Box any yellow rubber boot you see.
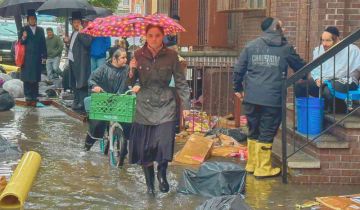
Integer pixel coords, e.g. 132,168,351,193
245,139,257,173
254,142,281,179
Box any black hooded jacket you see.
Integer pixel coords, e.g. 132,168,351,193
233,30,307,107
88,61,130,94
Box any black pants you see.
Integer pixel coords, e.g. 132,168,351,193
69,62,88,107
295,78,357,110
23,82,39,100
244,102,282,144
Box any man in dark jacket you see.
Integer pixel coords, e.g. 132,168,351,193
19,9,47,102
84,49,140,151
233,18,307,179
64,11,93,110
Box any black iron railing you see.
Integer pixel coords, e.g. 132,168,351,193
282,28,360,183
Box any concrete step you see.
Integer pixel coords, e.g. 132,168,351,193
324,113,360,129
287,103,360,129
272,137,320,169
280,117,349,149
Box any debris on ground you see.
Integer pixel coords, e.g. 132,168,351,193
173,133,214,165
0,176,7,193
177,162,246,197
175,131,192,143
316,194,360,209
196,194,251,210
185,110,217,132
295,201,321,209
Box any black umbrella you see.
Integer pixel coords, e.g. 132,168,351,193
36,0,96,17
84,7,113,21
36,0,96,37
0,0,46,17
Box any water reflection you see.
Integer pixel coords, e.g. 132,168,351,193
0,106,360,209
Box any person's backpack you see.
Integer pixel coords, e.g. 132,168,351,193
0,88,15,111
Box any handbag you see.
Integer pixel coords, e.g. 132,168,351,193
15,39,25,67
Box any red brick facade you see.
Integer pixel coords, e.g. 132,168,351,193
219,0,360,185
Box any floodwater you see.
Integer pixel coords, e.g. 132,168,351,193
0,105,359,210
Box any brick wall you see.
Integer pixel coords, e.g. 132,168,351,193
236,11,267,52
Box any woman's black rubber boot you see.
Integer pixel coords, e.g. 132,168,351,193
157,162,169,193
142,165,155,194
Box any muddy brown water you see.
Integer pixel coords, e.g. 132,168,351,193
0,106,359,209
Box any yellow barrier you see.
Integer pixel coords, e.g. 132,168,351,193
0,151,41,209
1,65,20,74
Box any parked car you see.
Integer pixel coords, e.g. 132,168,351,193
0,19,17,64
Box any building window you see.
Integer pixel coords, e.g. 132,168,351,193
228,13,232,30
198,0,208,45
123,0,130,6
249,0,267,8
170,0,179,17
158,0,169,15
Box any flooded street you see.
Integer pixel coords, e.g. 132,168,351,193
0,105,359,209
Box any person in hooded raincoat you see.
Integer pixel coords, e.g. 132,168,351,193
19,9,47,102
84,48,140,151
233,18,307,179
127,24,191,194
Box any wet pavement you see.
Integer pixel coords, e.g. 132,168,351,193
0,105,360,209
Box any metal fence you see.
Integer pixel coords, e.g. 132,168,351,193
179,61,242,132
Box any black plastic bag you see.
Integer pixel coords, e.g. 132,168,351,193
223,128,247,142
0,65,5,74
205,128,247,142
8,71,21,79
177,162,246,197
0,88,15,111
196,195,252,210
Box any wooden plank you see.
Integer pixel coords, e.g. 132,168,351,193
51,101,88,122
15,98,53,106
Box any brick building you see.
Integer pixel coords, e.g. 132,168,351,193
138,0,360,184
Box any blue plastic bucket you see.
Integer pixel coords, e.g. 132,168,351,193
84,96,91,113
296,97,324,135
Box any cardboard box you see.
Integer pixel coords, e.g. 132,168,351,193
173,133,214,165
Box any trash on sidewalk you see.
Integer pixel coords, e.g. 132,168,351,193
205,127,247,143
211,133,247,157
216,117,236,129
0,176,7,193
177,162,246,197
0,89,15,111
295,201,321,209
196,194,251,210
240,115,247,127
175,131,191,143
229,149,248,161
316,194,360,210
185,110,218,132
173,133,214,165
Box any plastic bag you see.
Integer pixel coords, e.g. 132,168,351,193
3,79,24,98
15,40,25,67
0,88,15,111
205,128,247,143
177,162,246,197
196,195,251,210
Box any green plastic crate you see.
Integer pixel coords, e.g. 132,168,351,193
89,93,136,123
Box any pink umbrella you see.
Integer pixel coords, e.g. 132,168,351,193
81,14,186,38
